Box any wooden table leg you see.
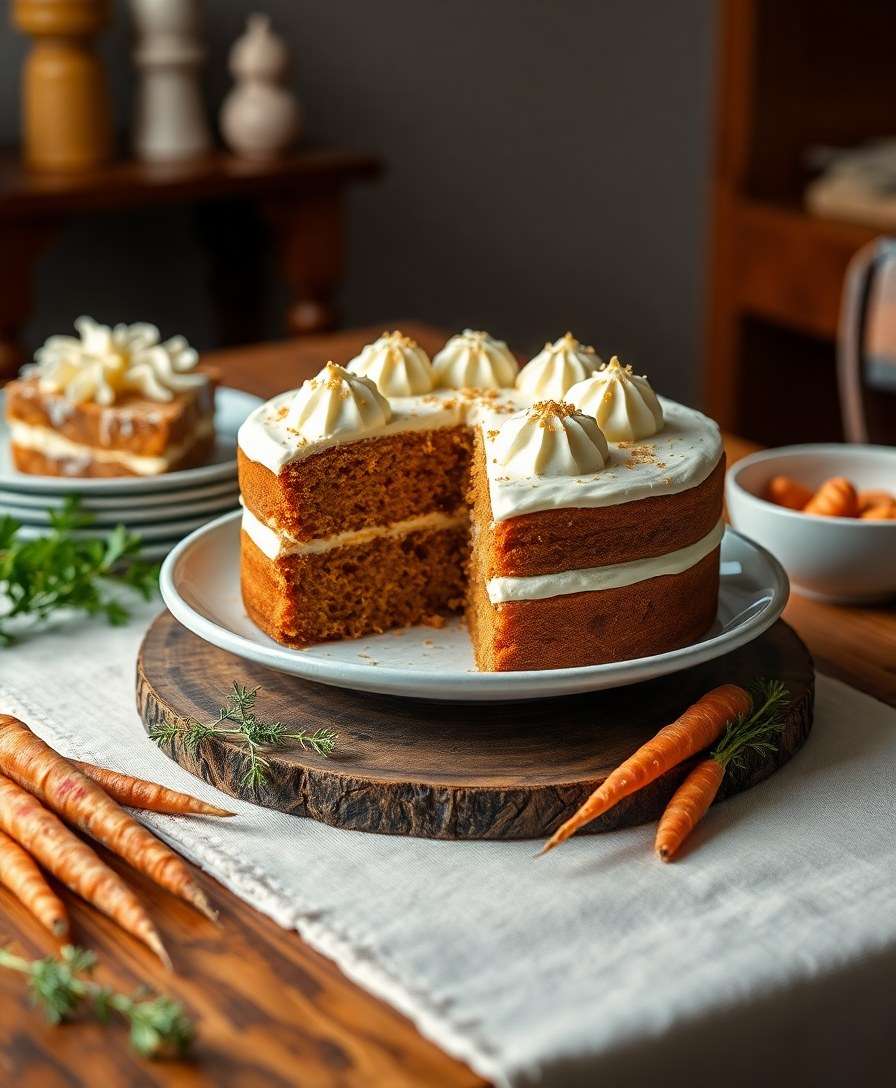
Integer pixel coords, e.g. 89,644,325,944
0,220,59,381
263,190,344,336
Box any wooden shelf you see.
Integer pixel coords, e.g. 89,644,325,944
0,147,382,219
704,0,896,441
730,199,877,341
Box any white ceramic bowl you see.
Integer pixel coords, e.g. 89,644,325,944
726,443,896,604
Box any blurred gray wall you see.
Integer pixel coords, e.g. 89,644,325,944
0,1,716,401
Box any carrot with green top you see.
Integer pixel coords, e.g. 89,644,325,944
0,773,169,965
0,715,216,923
540,684,753,854
0,827,68,937
72,762,235,817
655,680,790,861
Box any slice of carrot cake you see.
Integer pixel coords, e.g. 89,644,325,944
5,316,215,478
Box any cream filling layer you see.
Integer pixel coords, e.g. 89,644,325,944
486,519,725,604
241,504,469,561
9,418,213,476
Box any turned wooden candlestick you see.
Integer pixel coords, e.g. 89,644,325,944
12,0,113,173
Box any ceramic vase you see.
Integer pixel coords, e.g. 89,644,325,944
220,14,301,161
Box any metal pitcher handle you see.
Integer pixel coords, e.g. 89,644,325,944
838,237,896,444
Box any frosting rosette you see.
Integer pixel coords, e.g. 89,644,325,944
25,316,205,405
489,400,609,479
566,355,663,441
515,332,602,399
347,330,434,396
286,361,391,441
432,329,518,389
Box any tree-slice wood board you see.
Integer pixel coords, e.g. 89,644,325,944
137,612,814,840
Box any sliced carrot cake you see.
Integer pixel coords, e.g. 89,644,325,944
237,329,724,671
5,317,215,477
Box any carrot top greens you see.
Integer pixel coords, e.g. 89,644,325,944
0,497,158,645
150,682,338,792
0,945,193,1058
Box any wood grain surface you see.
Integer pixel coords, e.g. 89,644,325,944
3,325,895,1088
138,614,814,840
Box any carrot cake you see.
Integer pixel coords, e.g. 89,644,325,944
4,316,215,478
237,329,724,671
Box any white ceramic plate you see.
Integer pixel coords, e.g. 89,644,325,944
0,387,261,495
2,490,240,525
0,478,240,510
12,512,222,543
160,511,790,702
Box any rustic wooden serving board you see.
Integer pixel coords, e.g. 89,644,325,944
138,612,814,840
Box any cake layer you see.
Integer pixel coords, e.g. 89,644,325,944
486,520,724,602
241,523,468,647
10,422,214,478
467,549,721,671
471,435,725,578
240,504,468,560
238,425,472,541
6,374,216,457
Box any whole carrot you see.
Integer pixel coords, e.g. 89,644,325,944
0,774,169,965
73,762,235,818
655,680,789,861
540,684,752,854
0,716,215,923
0,827,68,938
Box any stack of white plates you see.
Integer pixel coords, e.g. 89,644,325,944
0,387,262,561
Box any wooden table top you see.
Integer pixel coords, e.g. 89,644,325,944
2,323,894,1086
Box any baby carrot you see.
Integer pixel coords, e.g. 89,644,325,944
0,827,68,938
655,680,789,862
857,489,895,514
0,716,215,923
654,759,724,861
0,774,168,965
803,477,858,518
766,475,813,511
540,684,752,854
73,762,235,818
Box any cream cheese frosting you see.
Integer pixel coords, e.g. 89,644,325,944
432,330,518,389
515,333,603,399
24,316,206,405
346,331,435,396
486,519,725,603
286,362,391,441
491,401,609,478
566,356,663,441
479,396,721,520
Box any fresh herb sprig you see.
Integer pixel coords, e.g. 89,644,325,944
150,683,338,792
0,497,159,645
711,678,790,771
0,945,194,1059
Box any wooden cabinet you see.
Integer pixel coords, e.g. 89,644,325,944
704,0,895,444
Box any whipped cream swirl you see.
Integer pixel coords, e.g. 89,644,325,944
25,316,206,405
287,361,391,441
489,400,609,479
347,330,434,396
515,332,602,399
432,329,518,389
566,355,664,441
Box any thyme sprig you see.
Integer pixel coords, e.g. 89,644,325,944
0,945,194,1059
711,678,790,771
150,683,338,791
0,497,159,645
